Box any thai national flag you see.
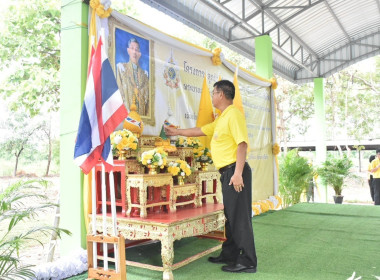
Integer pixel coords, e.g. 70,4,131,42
74,37,128,174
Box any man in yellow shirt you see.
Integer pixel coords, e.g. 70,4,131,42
368,155,375,202
165,80,257,273
370,149,380,205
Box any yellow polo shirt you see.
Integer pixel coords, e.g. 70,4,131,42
368,162,372,180
201,105,248,169
370,158,380,178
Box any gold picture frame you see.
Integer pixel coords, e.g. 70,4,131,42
108,17,155,126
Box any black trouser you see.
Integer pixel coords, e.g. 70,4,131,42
219,162,257,267
373,178,380,205
368,176,374,201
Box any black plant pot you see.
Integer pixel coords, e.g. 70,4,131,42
333,195,344,204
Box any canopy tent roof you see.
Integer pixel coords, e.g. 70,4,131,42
140,0,380,84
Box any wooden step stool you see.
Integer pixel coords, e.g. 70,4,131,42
87,234,126,280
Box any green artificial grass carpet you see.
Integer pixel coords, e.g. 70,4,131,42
68,203,380,280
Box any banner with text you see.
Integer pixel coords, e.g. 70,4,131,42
107,13,274,201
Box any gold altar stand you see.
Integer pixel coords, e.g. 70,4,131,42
90,203,225,280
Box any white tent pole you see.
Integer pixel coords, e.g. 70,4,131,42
101,163,109,270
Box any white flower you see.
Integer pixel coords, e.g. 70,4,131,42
158,159,163,166
169,162,174,166
181,171,185,176
147,159,152,164
114,134,122,144
33,248,88,280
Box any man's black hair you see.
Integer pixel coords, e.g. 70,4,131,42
213,80,235,100
370,155,376,162
376,149,380,154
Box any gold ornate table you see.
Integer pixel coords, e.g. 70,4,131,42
124,159,144,174
172,183,200,210
170,147,195,167
192,170,220,205
90,204,225,280
126,173,173,218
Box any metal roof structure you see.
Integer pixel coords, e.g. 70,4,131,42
140,0,380,84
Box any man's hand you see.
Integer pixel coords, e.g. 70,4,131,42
165,126,179,136
229,173,244,192
164,126,205,137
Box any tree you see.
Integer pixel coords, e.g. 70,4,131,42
324,57,380,145
275,77,314,152
0,111,42,176
0,0,60,117
275,56,379,151
0,0,60,175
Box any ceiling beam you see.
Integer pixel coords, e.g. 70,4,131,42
324,0,351,41
263,0,324,40
376,0,380,14
250,0,319,74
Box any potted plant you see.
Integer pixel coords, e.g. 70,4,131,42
140,147,168,174
279,149,314,207
193,146,213,171
317,155,354,204
168,159,192,185
110,129,138,159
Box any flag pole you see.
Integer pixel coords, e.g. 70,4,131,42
91,167,98,268
108,171,119,272
101,163,109,270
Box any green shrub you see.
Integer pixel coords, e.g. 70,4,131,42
0,179,70,279
279,149,314,207
317,155,354,196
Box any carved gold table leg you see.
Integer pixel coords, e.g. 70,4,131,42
161,235,174,280
168,185,175,213
172,191,178,212
140,184,148,218
126,185,132,216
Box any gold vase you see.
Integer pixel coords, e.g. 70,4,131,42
177,175,185,185
147,164,157,175
118,150,127,160
200,162,208,171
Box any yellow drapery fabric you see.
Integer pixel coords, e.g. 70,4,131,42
214,75,222,118
196,75,214,149
233,68,245,116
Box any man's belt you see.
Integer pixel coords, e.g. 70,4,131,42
218,162,236,174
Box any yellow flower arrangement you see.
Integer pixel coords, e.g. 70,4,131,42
140,147,168,169
193,146,213,164
175,137,201,148
251,196,282,216
110,129,138,154
167,160,192,177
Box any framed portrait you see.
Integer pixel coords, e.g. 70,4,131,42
108,18,155,126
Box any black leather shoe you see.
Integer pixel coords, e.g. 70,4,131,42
221,263,257,273
208,255,233,265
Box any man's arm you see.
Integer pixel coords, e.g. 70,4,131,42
165,126,205,137
229,142,247,192
370,163,380,173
